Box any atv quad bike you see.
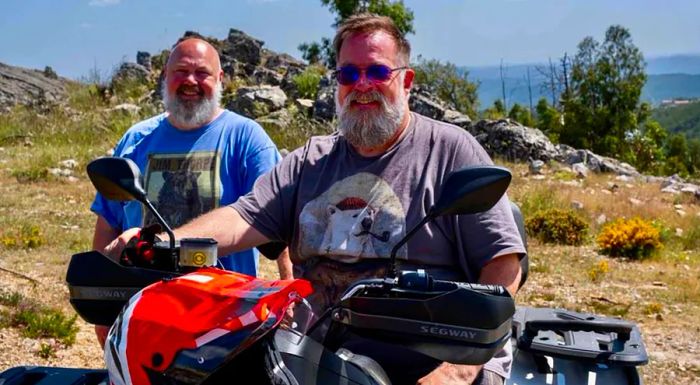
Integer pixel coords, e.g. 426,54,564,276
0,158,647,385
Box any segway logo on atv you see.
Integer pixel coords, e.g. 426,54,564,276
420,325,477,340
79,287,135,300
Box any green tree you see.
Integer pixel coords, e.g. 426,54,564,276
413,57,479,118
688,138,700,176
628,119,667,174
535,98,564,142
561,25,647,161
299,0,414,67
483,99,506,120
664,133,690,176
508,103,534,127
321,0,414,35
297,42,322,65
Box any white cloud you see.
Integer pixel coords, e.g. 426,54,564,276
88,0,121,7
79,22,93,29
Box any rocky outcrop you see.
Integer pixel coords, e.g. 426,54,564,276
407,86,471,128
312,76,337,121
111,62,150,85
554,145,640,177
220,29,264,77
136,51,152,71
227,85,287,118
2,26,686,186
0,62,68,111
468,119,560,163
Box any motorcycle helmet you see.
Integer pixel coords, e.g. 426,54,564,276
104,268,312,385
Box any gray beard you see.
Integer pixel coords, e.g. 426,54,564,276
335,88,406,150
162,82,222,128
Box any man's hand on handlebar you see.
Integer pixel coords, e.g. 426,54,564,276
103,227,141,261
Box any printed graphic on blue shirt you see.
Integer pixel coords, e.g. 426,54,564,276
143,152,220,228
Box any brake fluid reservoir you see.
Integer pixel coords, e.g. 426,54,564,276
179,238,218,267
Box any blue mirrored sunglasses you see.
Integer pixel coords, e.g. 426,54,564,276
333,64,408,85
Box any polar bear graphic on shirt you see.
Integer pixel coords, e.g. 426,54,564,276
321,197,393,260
299,172,405,263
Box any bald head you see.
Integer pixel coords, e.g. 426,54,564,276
162,38,224,130
167,38,222,73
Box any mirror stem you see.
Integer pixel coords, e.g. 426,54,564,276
142,200,176,252
388,214,434,278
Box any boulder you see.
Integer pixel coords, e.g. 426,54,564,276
529,159,545,175
263,52,306,75
555,145,640,176
228,85,287,118
312,76,337,121
112,62,150,85
221,29,264,68
295,98,315,116
252,67,284,86
257,108,293,131
136,51,152,71
467,119,560,162
442,109,471,129
408,87,448,121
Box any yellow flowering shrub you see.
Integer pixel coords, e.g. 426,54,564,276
597,217,662,259
588,260,610,282
1,225,45,249
525,208,589,245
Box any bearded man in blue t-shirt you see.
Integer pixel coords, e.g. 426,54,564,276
90,37,292,345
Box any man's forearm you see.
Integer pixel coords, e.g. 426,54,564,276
276,248,293,280
172,206,270,256
478,253,522,297
417,362,482,385
93,216,120,259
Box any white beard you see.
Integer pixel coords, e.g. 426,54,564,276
162,81,222,128
335,83,406,150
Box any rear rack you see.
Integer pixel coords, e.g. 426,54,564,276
512,307,648,368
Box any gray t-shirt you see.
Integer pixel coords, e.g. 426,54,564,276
232,112,526,378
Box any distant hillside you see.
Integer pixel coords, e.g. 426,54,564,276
641,74,700,104
463,54,700,109
646,54,700,75
652,100,700,139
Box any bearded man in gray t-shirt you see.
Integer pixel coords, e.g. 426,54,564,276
106,14,525,385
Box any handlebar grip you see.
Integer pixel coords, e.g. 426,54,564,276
396,270,508,296
431,279,507,296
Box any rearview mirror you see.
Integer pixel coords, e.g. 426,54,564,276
387,165,512,277
86,157,176,253
86,157,147,203
430,166,512,217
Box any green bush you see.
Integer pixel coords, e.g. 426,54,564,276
0,290,79,346
15,308,78,345
596,217,662,259
514,186,566,219
526,208,589,245
111,77,151,102
0,291,23,307
292,65,325,99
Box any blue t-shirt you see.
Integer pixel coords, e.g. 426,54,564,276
90,110,280,276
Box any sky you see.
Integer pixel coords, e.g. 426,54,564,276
1,0,699,80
